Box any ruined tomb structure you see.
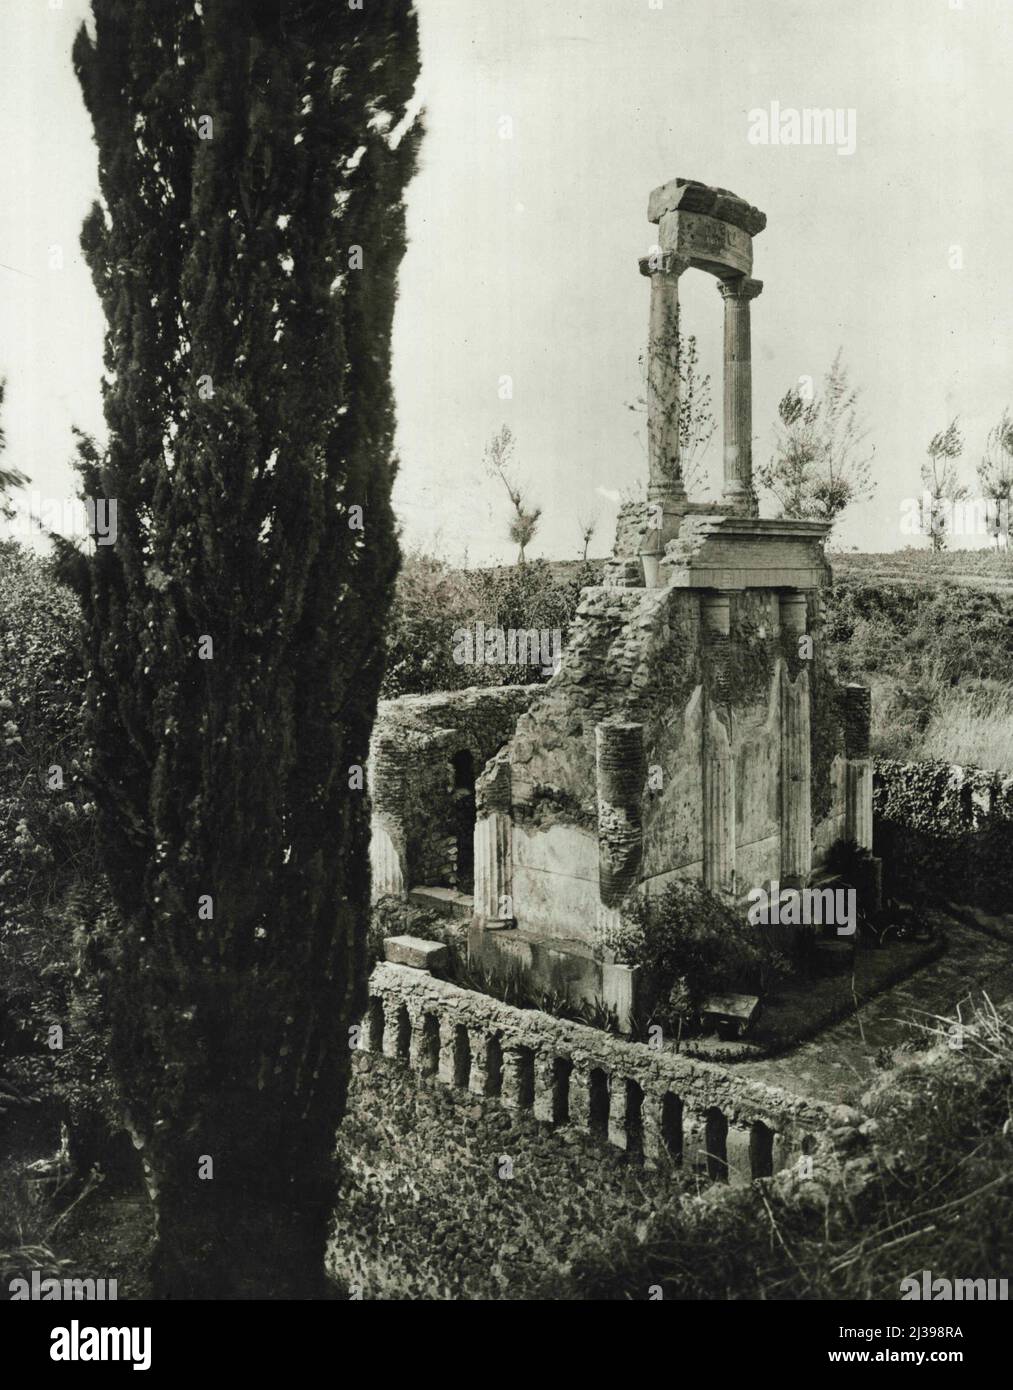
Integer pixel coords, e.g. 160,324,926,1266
370,179,873,1024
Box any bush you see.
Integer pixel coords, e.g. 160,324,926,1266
380,551,597,698
0,542,123,1178
608,880,789,1028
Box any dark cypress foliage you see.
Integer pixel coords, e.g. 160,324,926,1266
73,0,420,1297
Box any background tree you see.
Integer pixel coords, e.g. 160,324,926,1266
0,380,29,520
978,409,1013,551
483,424,541,563
758,350,876,529
73,0,420,1298
628,323,716,497
920,418,967,552
576,509,598,561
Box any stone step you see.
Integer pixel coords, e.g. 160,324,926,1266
408,885,474,921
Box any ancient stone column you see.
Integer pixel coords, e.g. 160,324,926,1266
682,1109,708,1173
717,277,763,517
843,684,873,851
501,1045,532,1111
595,722,645,909
381,997,405,1060
437,1018,457,1086
638,251,689,585
725,1124,754,1187
641,1093,665,1171
701,594,736,897
779,592,812,886
473,761,514,924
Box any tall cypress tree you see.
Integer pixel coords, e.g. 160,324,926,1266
74,0,420,1298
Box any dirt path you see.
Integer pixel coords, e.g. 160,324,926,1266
731,912,1013,1107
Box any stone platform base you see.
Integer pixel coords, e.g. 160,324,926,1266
468,921,639,1032
408,885,475,920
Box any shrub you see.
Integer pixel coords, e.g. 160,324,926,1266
0,542,122,1177
609,880,781,1023
380,552,597,698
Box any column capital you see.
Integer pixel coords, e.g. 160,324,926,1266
718,276,763,301
638,250,690,278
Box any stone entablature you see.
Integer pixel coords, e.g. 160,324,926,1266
659,514,831,592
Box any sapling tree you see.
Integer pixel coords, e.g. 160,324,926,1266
576,509,598,561
978,409,1013,550
484,424,541,563
920,418,967,552
758,350,876,530
0,380,29,519
628,323,716,497
73,0,420,1298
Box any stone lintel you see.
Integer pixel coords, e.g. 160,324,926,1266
657,210,753,279
383,935,449,972
665,566,829,593
648,177,767,237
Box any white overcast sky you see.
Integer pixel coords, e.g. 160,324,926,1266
1,0,1011,564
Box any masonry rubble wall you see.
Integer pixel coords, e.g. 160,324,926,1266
874,757,1013,912
369,685,536,897
475,581,852,938
328,961,831,1298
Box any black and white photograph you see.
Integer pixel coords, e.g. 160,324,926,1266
1,0,1011,1359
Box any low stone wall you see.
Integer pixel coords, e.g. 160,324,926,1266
874,758,1013,911
328,962,831,1298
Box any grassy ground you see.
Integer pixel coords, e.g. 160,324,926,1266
831,548,1013,588
917,689,1013,769
678,932,944,1062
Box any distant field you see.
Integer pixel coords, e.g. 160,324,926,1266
528,548,1013,591
830,549,1013,592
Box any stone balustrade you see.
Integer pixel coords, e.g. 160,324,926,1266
361,961,830,1186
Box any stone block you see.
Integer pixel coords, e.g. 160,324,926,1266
383,935,449,972
700,993,760,1039
408,886,474,920
602,962,640,1034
